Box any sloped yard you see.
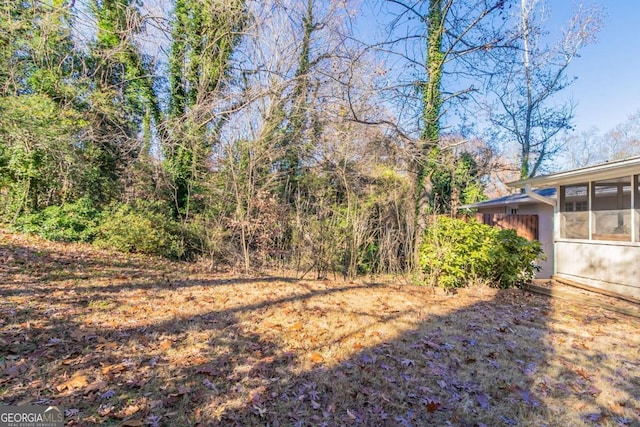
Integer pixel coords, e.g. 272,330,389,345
1,229,639,426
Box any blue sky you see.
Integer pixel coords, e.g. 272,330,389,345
360,0,640,136
549,1,640,133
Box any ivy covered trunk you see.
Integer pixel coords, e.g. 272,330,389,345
414,0,445,265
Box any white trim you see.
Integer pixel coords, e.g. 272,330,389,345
633,175,637,243
508,156,640,189
524,183,555,205
555,238,640,247
588,181,593,240
553,186,559,277
555,273,640,299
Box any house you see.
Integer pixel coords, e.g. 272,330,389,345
463,156,640,300
461,188,556,279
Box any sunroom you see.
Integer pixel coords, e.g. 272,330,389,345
508,156,640,299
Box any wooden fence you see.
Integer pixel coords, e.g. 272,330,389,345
471,213,539,241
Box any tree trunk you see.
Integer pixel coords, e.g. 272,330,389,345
414,0,445,263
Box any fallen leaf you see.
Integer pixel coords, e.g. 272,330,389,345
4,360,28,378
425,399,441,413
583,413,602,422
587,385,601,396
263,321,281,329
401,358,415,367
101,364,125,375
61,357,80,366
56,374,88,392
159,339,172,350
97,342,118,350
516,388,540,407
572,341,589,350
288,322,304,331
476,392,490,409
120,405,140,417
523,362,537,376
84,380,108,393
308,352,324,363
575,367,591,380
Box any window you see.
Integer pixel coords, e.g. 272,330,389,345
565,200,587,212
558,175,640,242
560,184,588,239
591,178,631,241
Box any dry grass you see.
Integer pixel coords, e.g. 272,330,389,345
1,229,639,426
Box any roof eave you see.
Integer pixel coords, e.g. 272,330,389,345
460,195,552,210
508,156,640,189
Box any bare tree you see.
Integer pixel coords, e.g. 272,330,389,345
355,0,513,265
560,127,603,169
484,0,602,179
560,111,640,169
603,111,640,160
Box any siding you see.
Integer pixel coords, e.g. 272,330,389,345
555,240,640,299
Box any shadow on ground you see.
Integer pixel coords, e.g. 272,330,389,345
1,237,639,426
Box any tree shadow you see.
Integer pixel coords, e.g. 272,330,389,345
206,289,639,426
203,289,556,426
0,241,303,299
2,244,639,426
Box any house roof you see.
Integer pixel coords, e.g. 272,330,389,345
461,187,556,209
508,156,640,189
462,156,640,210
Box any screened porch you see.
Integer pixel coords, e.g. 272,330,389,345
559,175,640,242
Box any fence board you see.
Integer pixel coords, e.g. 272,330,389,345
471,213,539,241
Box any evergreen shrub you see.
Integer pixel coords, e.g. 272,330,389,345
94,201,186,259
13,197,99,242
419,216,542,289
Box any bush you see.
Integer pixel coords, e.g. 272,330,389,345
490,228,543,288
419,216,542,289
12,197,99,242
94,201,186,259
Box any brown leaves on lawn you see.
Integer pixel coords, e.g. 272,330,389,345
307,352,324,363
158,339,173,350
288,322,304,332
55,374,89,392
1,229,640,426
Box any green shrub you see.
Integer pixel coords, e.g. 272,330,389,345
94,201,186,259
12,197,99,242
490,228,544,288
419,216,542,289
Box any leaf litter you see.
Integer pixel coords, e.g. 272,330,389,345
1,229,640,426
